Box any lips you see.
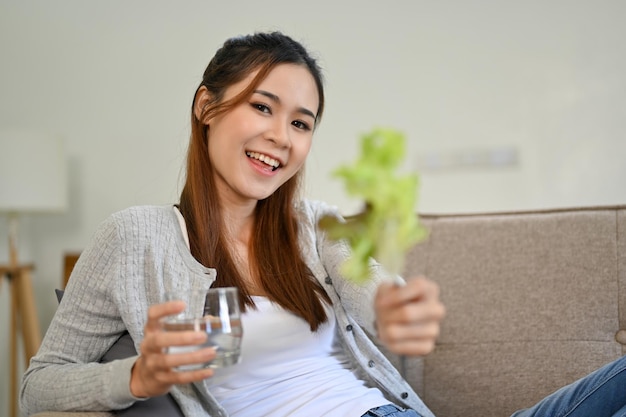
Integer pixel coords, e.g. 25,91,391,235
245,151,281,171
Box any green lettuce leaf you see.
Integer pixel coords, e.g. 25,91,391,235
318,128,427,283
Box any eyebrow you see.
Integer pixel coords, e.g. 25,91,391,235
254,89,317,121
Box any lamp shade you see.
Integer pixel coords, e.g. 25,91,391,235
0,130,68,213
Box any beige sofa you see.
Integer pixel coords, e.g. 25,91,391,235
31,205,626,417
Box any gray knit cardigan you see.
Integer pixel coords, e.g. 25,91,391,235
21,200,434,417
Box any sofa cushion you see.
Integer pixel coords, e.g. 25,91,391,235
404,208,625,417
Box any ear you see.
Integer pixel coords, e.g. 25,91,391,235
193,86,212,123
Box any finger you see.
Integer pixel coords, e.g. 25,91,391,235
165,346,218,370
132,355,215,397
152,365,215,388
143,345,217,372
379,299,446,326
145,301,187,331
167,366,215,385
376,277,439,310
158,329,209,347
401,277,440,302
142,329,209,355
385,337,438,356
379,320,441,345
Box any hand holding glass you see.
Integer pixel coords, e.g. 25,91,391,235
163,287,242,370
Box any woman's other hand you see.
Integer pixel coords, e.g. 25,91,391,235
130,301,216,398
374,277,446,356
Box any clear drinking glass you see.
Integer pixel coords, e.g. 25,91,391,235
163,287,243,369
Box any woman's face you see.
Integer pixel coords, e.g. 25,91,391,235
201,63,319,208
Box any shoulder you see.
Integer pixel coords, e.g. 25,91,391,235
108,205,177,225
295,199,345,225
110,204,175,219
94,205,179,241
294,199,351,264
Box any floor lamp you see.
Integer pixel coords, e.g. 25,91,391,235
0,130,67,417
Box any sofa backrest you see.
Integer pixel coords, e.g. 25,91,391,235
401,206,626,417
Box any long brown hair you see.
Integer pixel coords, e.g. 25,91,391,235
179,32,330,331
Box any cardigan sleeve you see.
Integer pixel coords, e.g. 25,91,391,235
20,214,139,415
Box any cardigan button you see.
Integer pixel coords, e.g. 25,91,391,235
368,360,375,368
346,324,353,331
401,392,409,399
616,330,626,345
325,276,332,285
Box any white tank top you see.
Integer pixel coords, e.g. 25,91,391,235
204,296,389,416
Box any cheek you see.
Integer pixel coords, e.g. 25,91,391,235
286,142,312,176
295,132,313,152
297,139,313,162
206,134,228,170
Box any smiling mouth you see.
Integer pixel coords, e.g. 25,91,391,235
246,151,281,171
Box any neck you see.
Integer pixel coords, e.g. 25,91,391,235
221,202,256,245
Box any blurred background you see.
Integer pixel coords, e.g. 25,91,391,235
1,1,625,414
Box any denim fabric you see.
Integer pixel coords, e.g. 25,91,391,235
362,404,422,417
511,355,626,417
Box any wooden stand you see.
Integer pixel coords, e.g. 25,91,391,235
1,213,42,417
1,263,41,417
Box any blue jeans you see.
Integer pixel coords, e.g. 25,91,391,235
511,355,626,417
362,404,422,417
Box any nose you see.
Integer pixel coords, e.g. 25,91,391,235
265,117,290,148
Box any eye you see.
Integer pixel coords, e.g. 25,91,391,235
252,103,271,114
292,120,312,131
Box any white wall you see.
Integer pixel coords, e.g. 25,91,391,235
1,0,625,414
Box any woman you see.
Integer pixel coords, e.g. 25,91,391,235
21,32,625,417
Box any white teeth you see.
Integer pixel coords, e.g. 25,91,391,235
246,151,280,169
